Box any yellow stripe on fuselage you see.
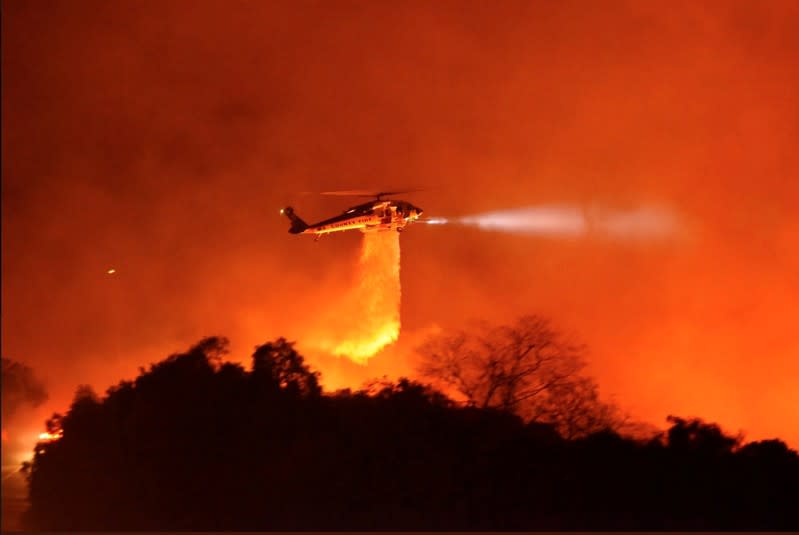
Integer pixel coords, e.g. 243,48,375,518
307,216,375,235
311,222,368,234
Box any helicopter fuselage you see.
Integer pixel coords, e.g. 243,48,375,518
281,199,423,237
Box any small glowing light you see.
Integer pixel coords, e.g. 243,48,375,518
107,268,116,274
280,208,284,214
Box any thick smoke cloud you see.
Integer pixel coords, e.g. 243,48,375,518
1,358,48,421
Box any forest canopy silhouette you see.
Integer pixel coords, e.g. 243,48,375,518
21,323,799,530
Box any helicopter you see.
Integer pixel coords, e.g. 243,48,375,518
281,191,424,239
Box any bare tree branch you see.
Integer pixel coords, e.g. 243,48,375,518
416,315,627,438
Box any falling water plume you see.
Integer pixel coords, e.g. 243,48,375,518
317,231,401,364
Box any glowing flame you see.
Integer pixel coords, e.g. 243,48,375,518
330,321,400,361
316,231,401,364
38,430,63,442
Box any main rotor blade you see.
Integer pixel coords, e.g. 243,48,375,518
319,190,379,197
317,189,425,198
375,189,424,197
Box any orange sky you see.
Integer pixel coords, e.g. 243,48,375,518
3,0,799,458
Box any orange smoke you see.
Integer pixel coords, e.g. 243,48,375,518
314,231,401,364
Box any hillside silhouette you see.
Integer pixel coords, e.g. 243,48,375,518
22,336,799,530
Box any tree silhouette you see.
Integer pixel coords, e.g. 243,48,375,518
417,315,624,437
665,415,742,454
251,337,321,397
19,336,799,531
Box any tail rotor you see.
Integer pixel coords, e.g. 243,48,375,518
281,206,308,234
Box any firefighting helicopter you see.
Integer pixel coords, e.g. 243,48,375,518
281,190,424,239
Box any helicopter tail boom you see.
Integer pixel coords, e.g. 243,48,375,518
281,206,308,234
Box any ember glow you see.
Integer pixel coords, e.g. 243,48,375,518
37,431,63,442
315,231,401,364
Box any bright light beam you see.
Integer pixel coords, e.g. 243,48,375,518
459,206,586,236
422,204,681,240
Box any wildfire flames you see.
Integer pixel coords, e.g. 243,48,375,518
317,231,401,364
38,431,63,442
